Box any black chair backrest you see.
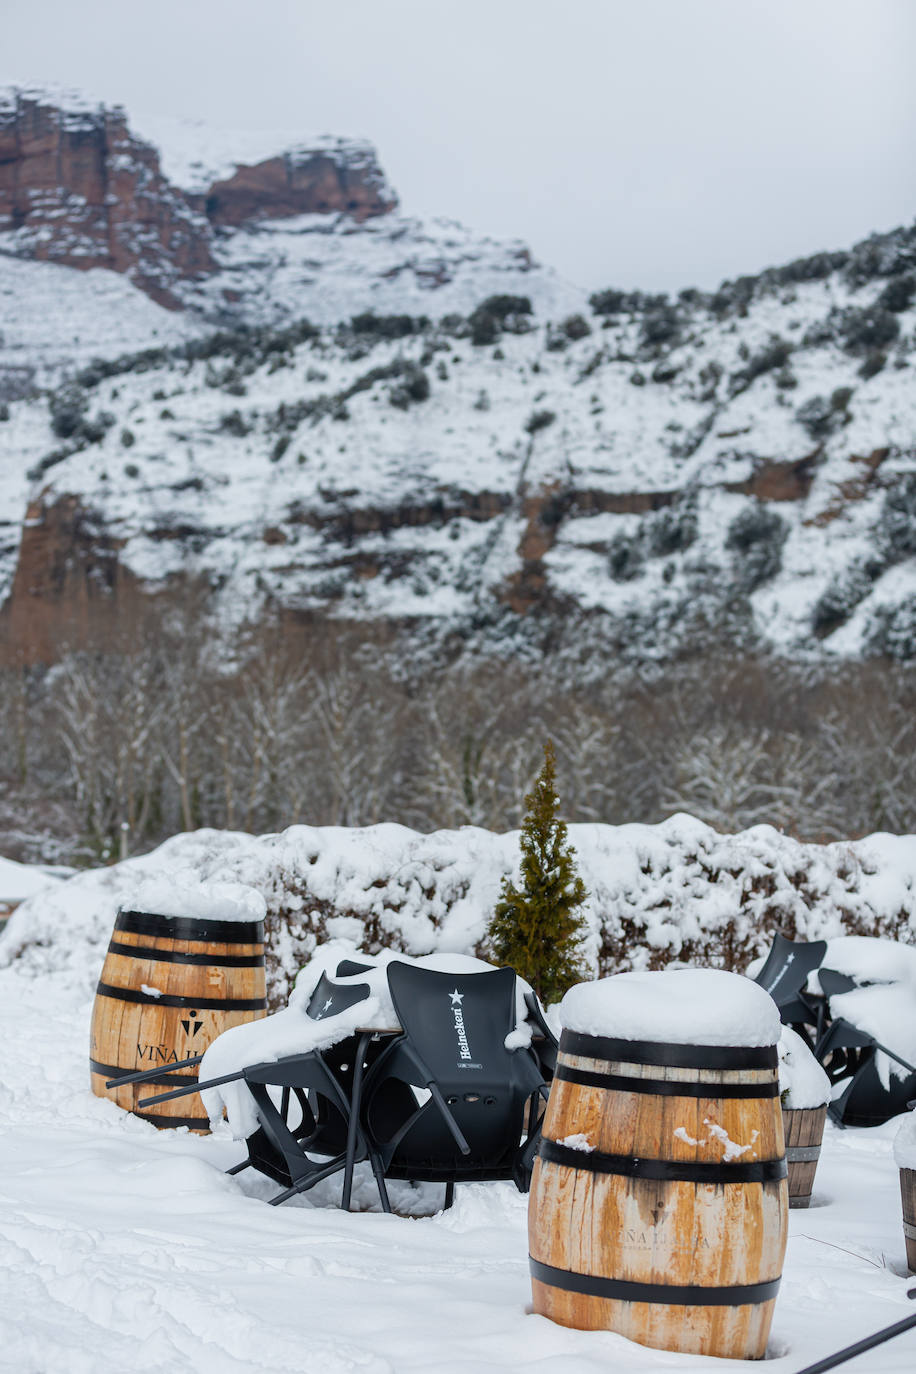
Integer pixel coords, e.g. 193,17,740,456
754,933,827,1007
335,958,374,977
307,971,371,1021
369,962,542,1172
818,968,858,1000
387,962,518,1087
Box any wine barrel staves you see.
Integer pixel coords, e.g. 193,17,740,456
529,1029,789,1360
90,908,267,1132
783,1104,827,1209
902,1168,916,1275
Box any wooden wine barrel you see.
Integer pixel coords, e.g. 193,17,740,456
783,1104,827,1209
902,1168,916,1275
529,1030,788,1360
89,908,267,1132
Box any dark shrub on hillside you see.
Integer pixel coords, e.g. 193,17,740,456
469,297,533,343
470,310,500,347
608,531,645,581
774,250,849,286
639,301,681,351
652,361,680,384
840,305,900,355
562,313,591,340
350,312,423,339
697,359,723,401
796,387,852,440
709,276,759,318
219,410,251,437
0,404,9,422
525,408,556,435
589,288,628,316
811,562,878,637
843,225,916,289
795,396,835,439
49,386,89,440
801,317,837,348
729,337,793,394
726,503,788,592
864,596,916,660
878,273,916,313
26,447,76,481
876,473,916,564
478,294,533,323
388,363,430,409
859,351,887,379
47,387,114,446
648,495,699,558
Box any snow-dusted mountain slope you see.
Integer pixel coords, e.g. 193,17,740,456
2,220,914,666
0,85,913,667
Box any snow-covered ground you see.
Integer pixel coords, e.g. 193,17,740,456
1,928,915,1373
2,828,916,1372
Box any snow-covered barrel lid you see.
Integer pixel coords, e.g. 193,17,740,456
560,969,782,1050
121,878,267,925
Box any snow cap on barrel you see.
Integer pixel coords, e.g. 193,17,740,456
560,968,781,1047
124,877,267,923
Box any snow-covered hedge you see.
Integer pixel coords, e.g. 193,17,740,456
2,815,915,1007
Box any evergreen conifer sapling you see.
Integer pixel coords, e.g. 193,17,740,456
487,740,588,1004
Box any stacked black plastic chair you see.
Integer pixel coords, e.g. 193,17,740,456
753,932,828,1046
111,962,385,1208
814,967,916,1127
359,963,549,1211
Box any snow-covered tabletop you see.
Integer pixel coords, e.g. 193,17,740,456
200,942,536,1137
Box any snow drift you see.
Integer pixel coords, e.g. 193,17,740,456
3,814,914,1009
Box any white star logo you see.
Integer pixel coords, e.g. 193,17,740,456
449,989,464,1005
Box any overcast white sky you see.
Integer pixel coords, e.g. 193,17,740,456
7,0,916,292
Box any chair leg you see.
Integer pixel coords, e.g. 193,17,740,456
341,1031,374,1212
370,1153,393,1214
226,1159,251,1176
444,1180,455,1210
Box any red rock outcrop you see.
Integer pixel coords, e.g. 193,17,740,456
0,89,397,308
0,89,214,308
203,142,397,226
0,492,139,664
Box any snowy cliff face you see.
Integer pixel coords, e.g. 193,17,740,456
0,86,913,669
0,87,215,308
0,87,558,326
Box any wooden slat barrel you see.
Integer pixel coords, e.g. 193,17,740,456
529,1029,788,1360
89,908,267,1132
783,1105,827,1208
902,1168,916,1275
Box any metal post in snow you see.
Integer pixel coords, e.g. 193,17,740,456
790,1287,916,1374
